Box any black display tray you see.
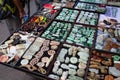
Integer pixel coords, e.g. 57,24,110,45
107,1,120,7
15,37,62,80
75,10,100,26
54,7,100,26
40,20,74,42
98,5,120,29
78,0,108,5
74,1,106,13
19,15,52,36
48,43,92,80
54,7,80,23
0,31,36,66
64,24,98,48
87,49,120,80
95,26,120,54
0,3,120,80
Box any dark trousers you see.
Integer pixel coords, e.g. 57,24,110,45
35,0,50,10
5,11,21,34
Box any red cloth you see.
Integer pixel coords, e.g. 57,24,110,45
44,4,54,9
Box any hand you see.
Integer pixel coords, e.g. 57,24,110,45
19,10,26,23
19,10,26,19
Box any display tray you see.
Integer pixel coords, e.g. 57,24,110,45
95,26,120,54
87,49,120,80
49,2,75,10
35,7,59,19
1,2,120,80
98,6,120,29
0,32,36,66
66,0,77,2
75,10,99,26
48,43,90,80
15,37,61,77
55,7,79,23
74,2,106,13
108,1,120,7
79,0,107,4
19,15,51,36
41,20,73,42
65,2,75,8
66,24,97,48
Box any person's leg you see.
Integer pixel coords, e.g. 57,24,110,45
35,0,42,10
35,0,50,10
5,14,21,34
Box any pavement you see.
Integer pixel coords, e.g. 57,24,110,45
0,0,44,80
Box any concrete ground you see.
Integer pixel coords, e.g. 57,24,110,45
0,0,45,80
